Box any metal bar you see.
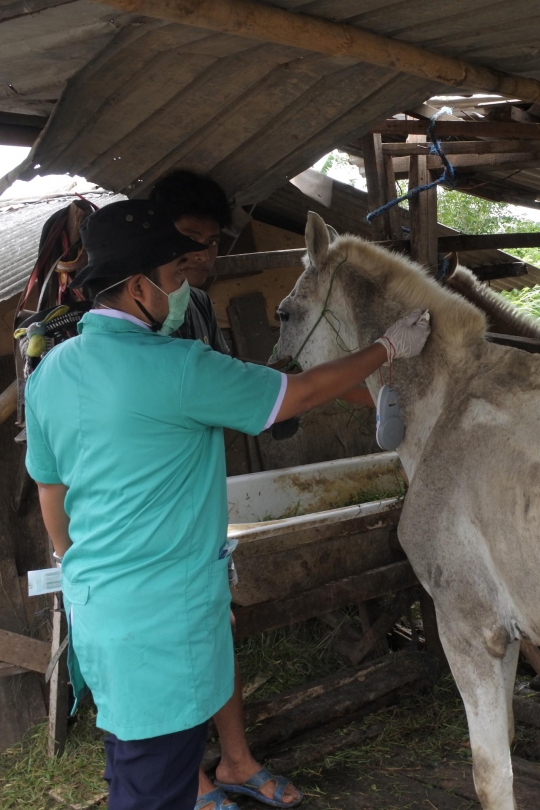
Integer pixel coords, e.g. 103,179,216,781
486,333,540,353
213,248,303,277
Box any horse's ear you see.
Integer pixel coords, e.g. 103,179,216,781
438,252,458,284
446,252,458,279
327,224,339,244
305,211,330,267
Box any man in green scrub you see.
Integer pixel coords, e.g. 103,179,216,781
150,170,306,810
25,200,430,810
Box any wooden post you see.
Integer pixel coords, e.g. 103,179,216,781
227,293,277,473
0,380,17,427
96,0,540,104
47,593,70,758
362,133,392,242
383,154,403,241
408,135,438,272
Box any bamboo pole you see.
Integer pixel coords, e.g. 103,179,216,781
0,380,17,427
94,0,540,104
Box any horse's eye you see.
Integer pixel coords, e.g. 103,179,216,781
277,309,289,322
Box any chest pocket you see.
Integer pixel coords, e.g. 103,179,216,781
205,556,232,632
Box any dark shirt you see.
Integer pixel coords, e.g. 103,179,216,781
176,287,229,354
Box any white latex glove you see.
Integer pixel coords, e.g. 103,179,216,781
375,309,430,363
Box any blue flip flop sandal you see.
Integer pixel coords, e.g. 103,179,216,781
195,787,240,810
215,767,304,808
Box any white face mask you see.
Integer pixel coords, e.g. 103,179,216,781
146,278,191,335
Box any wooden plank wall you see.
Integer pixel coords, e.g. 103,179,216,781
0,354,48,752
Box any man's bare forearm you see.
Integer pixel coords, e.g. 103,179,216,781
37,483,72,557
276,343,386,421
339,384,375,408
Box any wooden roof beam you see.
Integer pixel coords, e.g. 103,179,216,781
392,153,540,172
95,0,540,104
0,124,42,147
438,233,540,252
453,178,540,211
0,112,45,147
377,120,540,139
471,263,527,282
381,141,540,156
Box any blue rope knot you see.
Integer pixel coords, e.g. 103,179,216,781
366,106,456,224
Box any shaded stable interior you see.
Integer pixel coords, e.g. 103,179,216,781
2,1,540,806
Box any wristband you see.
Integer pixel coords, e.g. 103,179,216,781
374,336,395,363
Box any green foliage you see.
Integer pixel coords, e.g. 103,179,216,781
318,150,360,187
394,185,540,268
500,286,540,319
437,190,516,235
437,189,540,268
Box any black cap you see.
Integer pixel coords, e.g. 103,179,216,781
70,200,207,289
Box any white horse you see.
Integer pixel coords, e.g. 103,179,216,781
276,212,540,810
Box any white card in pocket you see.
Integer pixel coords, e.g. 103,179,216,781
28,567,62,596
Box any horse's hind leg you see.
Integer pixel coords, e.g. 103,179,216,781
437,616,519,810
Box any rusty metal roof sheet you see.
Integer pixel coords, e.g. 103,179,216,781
0,191,125,302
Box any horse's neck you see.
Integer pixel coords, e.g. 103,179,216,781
392,358,449,480
367,342,473,481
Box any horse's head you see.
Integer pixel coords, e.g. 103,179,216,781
277,212,487,375
276,212,402,370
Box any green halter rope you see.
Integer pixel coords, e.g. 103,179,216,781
288,258,356,369
283,259,370,430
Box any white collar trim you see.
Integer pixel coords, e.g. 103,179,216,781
89,308,151,330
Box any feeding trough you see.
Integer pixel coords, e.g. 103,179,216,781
227,453,409,607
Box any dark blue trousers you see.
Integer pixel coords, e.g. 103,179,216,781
104,721,208,810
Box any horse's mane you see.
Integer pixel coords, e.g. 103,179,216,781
330,234,486,346
447,265,540,340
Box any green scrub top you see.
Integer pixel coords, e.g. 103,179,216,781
25,313,283,741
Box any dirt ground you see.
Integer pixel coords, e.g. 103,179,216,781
3,620,540,810
238,752,540,810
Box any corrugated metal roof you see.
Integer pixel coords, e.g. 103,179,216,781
0,191,125,301
3,0,539,207
1,2,540,292
0,1,135,118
